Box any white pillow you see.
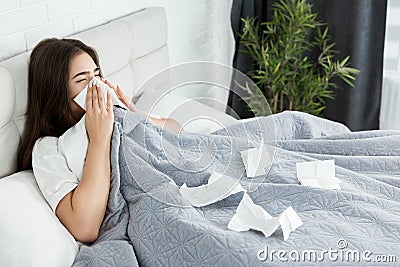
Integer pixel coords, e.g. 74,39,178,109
0,171,78,267
135,89,239,134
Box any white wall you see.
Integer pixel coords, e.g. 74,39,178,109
383,0,400,75
381,0,400,129
0,0,235,67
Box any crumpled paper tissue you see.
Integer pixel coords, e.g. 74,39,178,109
73,77,127,110
179,171,245,207
240,139,272,178
179,171,303,241
228,193,303,241
296,159,341,190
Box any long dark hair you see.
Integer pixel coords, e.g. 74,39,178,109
17,38,101,171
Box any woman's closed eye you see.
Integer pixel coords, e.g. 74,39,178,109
76,73,101,83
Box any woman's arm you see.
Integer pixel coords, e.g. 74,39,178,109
103,79,184,132
147,116,184,132
56,85,114,243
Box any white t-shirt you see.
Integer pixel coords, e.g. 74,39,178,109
32,114,89,212
31,109,157,213
32,136,80,212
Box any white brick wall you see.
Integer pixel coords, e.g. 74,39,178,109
0,0,234,68
0,3,48,36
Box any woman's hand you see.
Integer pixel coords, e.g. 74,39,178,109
102,78,137,112
101,78,184,132
85,84,114,144
56,84,113,243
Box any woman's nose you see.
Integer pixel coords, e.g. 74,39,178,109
88,73,95,81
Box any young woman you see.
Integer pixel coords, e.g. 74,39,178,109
17,38,182,243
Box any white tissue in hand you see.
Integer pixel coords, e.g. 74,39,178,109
240,139,271,177
179,171,245,207
227,193,303,241
296,160,341,189
73,77,127,110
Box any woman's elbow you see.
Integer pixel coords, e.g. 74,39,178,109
73,226,99,243
154,117,184,132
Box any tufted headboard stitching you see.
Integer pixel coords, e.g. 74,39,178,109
0,7,169,178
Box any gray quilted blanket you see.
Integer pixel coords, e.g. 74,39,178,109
73,108,400,266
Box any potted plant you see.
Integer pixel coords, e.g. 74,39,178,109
238,0,360,116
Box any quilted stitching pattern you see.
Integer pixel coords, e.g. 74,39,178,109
73,109,400,266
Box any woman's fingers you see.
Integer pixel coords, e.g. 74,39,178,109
104,78,122,97
91,85,98,111
92,85,99,110
106,91,113,116
103,79,115,89
116,85,135,110
97,86,105,111
116,86,126,99
85,82,114,145
86,85,93,111
103,79,127,101
88,85,103,112
105,80,128,104
101,78,135,112
87,84,112,114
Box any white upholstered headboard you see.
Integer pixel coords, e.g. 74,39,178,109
0,7,169,178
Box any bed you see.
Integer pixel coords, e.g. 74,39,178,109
1,7,400,267
0,7,235,266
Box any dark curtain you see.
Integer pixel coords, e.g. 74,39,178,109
227,0,270,119
227,0,388,131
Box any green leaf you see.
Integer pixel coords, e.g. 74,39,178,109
237,0,359,117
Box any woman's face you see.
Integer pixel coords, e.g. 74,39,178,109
68,51,101,121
